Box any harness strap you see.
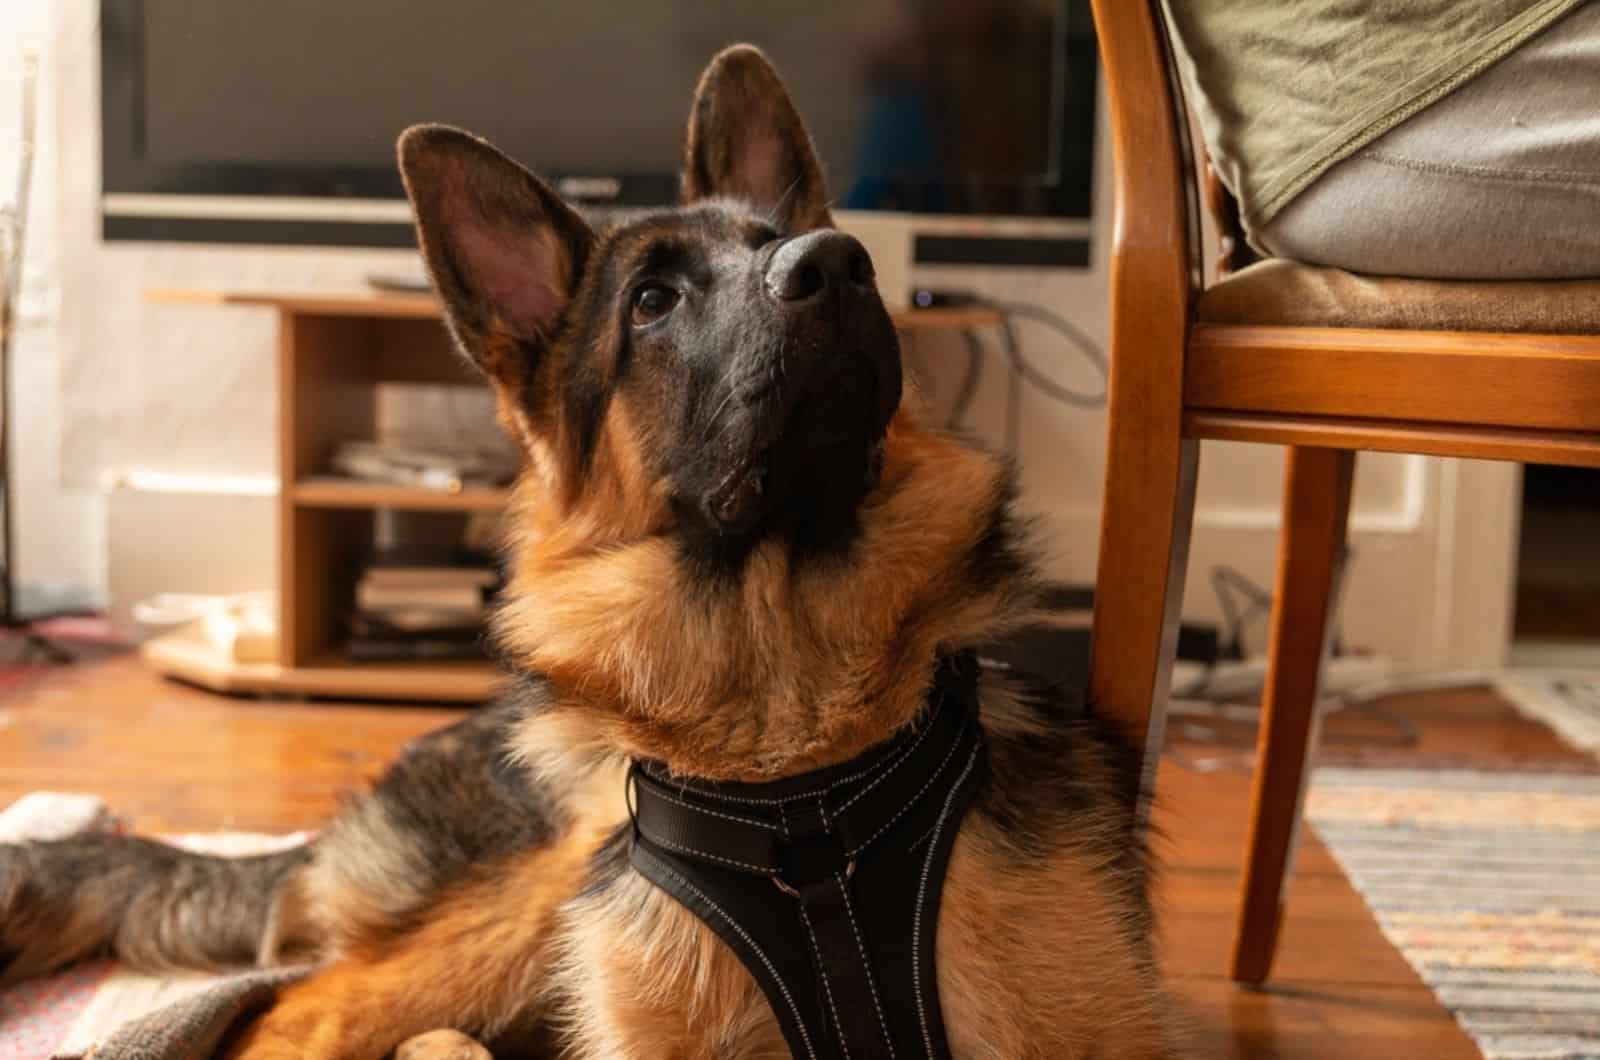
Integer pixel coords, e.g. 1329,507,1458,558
793,871,896,1056
631,658,976,884
628,654,987,1060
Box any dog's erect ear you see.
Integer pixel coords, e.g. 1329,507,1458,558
683,45,832,232
399,125,594,386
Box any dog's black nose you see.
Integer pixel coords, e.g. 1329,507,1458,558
764,230,874,303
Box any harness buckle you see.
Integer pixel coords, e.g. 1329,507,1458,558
772,857,855,898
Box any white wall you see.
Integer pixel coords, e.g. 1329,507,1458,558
0,0,105,600
25,0,1482,662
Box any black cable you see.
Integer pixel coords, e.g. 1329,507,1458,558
1001,318,1024,454
1211,565,1274,659
977,297,1108,409
1324,695,1422,749
1175,565,1276,701
919,293,1106,443
946,329,984,430
921,291,1107,438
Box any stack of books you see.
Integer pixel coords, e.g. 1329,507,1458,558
329,439,519,493
346,547,500,662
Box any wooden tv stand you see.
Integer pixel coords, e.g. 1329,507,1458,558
140,288,1000,702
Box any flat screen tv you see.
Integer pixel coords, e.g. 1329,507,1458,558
100,0,1097,265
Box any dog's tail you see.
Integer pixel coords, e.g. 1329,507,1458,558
0,833,315,986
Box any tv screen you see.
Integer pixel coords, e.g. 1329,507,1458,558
101,0,1097,249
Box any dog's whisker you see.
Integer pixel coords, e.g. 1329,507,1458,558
699,387,742,443
771,175,804,225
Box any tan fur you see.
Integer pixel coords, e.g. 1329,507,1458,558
934,687,1170,1060
554,874,787,1059
256,866,318,967
228,815,616,1060
936,826,1171,1060
300,794,452,952
498,400,1036,781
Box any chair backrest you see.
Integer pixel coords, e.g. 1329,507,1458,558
1091,0,1262,291
1084,0,1206,759
1089,0,1197,318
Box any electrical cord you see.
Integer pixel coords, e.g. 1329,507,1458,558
1167,555,1421,751
979,298,1109,409
927,290,1109,449
1213,565,1274,660
1172,564,1275,700
945,329,984,430
1002,317,1025,455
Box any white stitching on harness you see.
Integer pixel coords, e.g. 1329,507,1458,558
838,871,897,1057
643,697,945,806
847,732,965,858
912,741,981,1059
646,833,772,874
799,899,852,1060
647,857,818,1060
836,699,942,812
649,785,779,830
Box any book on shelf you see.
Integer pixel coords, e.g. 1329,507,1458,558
355,581,486,614
346,636,486,662
347,609,482,636
344,610,487,663
365,544,500,573
328,439,519,493
344,545,501,663
353,604,483,635
360,566,500,590
355,545,500,610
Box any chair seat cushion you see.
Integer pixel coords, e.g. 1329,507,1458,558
1197,259,1600,334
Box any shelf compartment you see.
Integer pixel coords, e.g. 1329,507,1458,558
292,478,511,512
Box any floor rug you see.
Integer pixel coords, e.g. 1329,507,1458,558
1496,673,1600,758
1308,767,1600,1060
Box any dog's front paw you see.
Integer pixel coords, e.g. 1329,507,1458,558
394,1029,493,1060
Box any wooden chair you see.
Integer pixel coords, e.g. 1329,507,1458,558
1085,0,1600,985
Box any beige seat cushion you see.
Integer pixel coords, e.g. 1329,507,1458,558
1196,258,1600,334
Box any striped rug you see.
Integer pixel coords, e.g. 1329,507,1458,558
1496,674,1600,757
1308,768,1600,1060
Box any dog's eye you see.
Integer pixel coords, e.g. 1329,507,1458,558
631,284,680,326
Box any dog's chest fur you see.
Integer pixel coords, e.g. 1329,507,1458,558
531,686,1171,1060
556,865,789,1058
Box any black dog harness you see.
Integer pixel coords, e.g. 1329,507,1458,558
628,654,988,1059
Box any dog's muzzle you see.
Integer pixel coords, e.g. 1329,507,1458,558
701,231,902,537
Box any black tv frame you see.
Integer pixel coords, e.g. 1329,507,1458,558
100,0,1098,257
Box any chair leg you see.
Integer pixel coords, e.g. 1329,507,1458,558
1230,446,1356,985
1089,438,1200,821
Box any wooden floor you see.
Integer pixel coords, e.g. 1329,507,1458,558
0,654,1530,1058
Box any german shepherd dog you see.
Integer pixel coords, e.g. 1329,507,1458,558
0,47,1171,1059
